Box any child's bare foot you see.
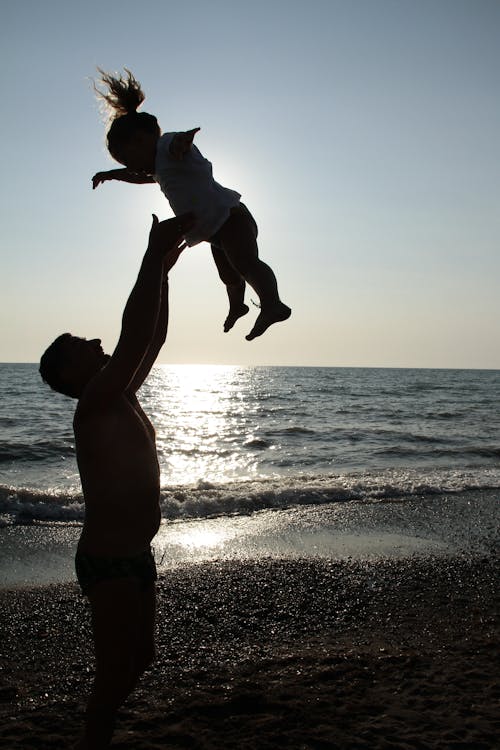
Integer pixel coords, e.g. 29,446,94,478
224,303,249,332
245,303,291,341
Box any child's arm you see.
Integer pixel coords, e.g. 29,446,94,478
92,169,156,189
169,128,201,160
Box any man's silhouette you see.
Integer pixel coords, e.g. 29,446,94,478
40,212,194,749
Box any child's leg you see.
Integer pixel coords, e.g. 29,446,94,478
210,243,249,332
216,205,291,340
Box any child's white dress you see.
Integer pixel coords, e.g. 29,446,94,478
154,132,241,247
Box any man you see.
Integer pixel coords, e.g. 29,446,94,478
39,212,194,749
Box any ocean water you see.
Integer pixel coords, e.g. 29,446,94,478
1,363,499,585
1,363,499,526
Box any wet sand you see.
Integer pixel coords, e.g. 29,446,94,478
0,554,498,749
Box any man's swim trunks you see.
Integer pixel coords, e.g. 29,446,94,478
75,547,157,595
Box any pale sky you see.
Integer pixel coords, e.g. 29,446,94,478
1,0,499,368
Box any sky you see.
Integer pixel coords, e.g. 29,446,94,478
1,0,499,368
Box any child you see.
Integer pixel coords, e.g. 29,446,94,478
92,68,291,341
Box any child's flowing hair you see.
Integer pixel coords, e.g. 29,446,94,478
94,68,160,164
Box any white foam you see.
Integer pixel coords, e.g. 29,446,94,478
1,466,499,526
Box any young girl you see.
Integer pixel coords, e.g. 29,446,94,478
92,69,291,341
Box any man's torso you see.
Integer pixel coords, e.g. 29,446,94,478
74,393,161,556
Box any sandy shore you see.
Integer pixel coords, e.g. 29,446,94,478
0,554,498,749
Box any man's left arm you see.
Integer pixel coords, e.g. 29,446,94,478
126,252,181,394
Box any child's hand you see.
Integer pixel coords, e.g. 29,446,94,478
92,172,108,189
170,128,200,160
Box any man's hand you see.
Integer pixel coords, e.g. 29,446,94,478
169,128,201,160
148,213,195,272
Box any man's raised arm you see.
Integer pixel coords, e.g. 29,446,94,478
81,213,194,406
126,242,185,394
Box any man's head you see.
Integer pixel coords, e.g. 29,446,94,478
39,334,108,398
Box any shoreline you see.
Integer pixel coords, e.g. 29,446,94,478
1,553,498,749
2,489,498,589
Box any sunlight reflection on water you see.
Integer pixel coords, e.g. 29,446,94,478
143,364,275,485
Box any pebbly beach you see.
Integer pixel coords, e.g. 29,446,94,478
1,550,498,749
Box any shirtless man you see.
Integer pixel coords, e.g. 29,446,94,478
39,211,194,749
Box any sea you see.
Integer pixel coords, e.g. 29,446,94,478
1,363,499,586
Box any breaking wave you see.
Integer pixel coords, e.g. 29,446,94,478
1,466,499,526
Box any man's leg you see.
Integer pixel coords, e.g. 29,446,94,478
77,577,155,749
132,581,156,684
210,242,249,331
